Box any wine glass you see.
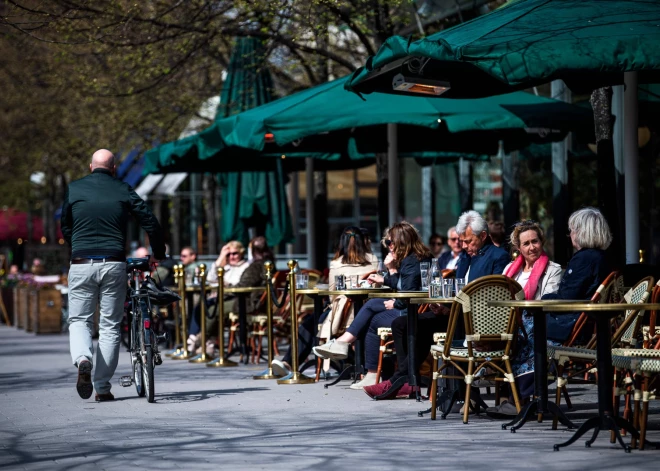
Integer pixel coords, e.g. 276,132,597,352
377,261,388,277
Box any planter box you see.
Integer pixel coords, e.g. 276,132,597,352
22,288,33,332
30,288,62,334
2,287,14,326
14,287,30,330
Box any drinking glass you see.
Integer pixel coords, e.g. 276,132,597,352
420,269,430,291
377,261,388,277
295,274,309,289
454,278,466,294
349,275,360,289
442,279,455,298
334,275,346,290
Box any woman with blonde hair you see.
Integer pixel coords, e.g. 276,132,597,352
314,221,432,389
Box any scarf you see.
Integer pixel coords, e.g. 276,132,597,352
504,252,549,300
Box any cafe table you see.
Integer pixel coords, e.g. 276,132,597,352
368,291,440,398
224,286,267,364
487,299,589,432
542,302,660,452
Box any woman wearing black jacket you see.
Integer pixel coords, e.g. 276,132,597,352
543,207,612,342
313,222,432,389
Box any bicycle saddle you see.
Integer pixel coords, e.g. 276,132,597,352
126,257,151,273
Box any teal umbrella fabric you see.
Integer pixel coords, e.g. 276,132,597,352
215,38,293,247
345,0,660,97
209,75,591,156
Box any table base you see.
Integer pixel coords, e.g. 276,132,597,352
553,415,638,452
503,399,575,432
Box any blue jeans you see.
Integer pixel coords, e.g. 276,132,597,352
346,298,402,370
68,261,127,394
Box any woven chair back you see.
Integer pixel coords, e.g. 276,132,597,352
612,276,654,348
443,275,523,357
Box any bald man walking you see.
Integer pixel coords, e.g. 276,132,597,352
61,149,166,402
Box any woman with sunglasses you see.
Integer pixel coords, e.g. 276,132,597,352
313,222,432,389
188,240,250,354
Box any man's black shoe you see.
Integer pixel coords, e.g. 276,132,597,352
76,360,93,399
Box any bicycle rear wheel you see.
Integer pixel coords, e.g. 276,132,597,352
131,313,146,397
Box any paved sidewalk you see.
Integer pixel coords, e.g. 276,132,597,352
0,326,657,470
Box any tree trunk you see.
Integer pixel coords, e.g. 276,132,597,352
590,87,623,267
202,174,217,254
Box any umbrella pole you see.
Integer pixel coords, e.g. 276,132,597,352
623,71,639,263
305,159,316,269
387,123,399,226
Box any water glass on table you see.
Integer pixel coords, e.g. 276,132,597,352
420,262,430,291
442,278,454,298
454,278,466,294
295,274,309,289
335,275,346,290
349,274,360,289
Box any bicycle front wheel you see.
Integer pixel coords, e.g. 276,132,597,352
143,335,155,403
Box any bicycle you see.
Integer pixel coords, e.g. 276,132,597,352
118,257,179,402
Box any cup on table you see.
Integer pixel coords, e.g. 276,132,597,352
429,281,442,298
420,262,430,291
454,278,466,294
295,274,309,289
442,278,454,298
349,274,360,289
335,275,346,290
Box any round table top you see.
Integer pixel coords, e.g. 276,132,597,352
544,302,660,312
225,286,266,294
488,299,592,309
297,287,392,296
409,297,455,304
368,291,431,299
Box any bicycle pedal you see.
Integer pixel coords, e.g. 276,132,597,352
156,333,168,343
154,354,163,366
119,376,133,387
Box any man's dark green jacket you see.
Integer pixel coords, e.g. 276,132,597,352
61,168,166,260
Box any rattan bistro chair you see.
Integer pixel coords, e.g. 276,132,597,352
548,275,653,429
429,275,525,424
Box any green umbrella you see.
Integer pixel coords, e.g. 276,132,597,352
215,38,293,247
207,75,591,158
346,0,660,97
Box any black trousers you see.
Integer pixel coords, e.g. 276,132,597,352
389,312,449,383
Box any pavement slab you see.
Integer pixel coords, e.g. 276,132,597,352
0,325,658,470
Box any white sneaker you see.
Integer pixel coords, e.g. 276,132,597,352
349,372,378,390
312,339,349,360
271,359,291,377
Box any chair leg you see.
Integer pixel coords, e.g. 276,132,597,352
273,337,280,357
430,357,439,420
505,360,522,414
631,375,643,449
561,385,573,409
315,356,322,382
552,363,565,430
463,362,474,424
375,339,385,384
611,368,620,443
495,382,501,406
639,379,649,451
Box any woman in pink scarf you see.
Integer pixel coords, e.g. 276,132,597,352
487,220,562,418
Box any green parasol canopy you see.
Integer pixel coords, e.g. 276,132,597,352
215,38,293,247
345,0,660,97
205,75,592,159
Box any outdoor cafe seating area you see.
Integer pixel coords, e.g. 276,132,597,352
156,253,660,453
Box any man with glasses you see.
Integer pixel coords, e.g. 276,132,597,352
437,226,464,270
179,246,198,279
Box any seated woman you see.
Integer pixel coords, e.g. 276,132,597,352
188,239,256,353
485,220,562,416
313,222,432,389
487,209,611,417
272,226,378,376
